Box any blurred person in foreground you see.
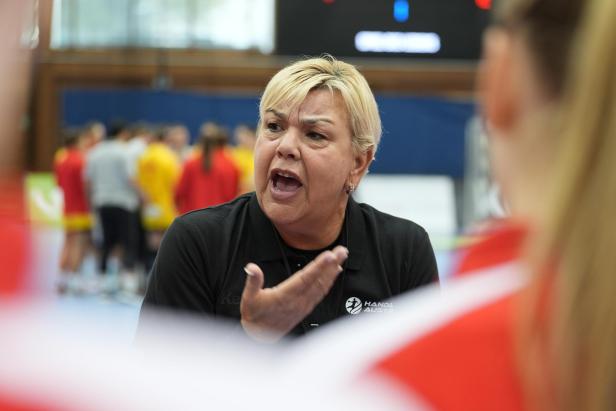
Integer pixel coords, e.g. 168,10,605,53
0,0,32,297
142,56,438,342
53,127,93,292
230,124,257,194
298,0,616,409
173,122,240,214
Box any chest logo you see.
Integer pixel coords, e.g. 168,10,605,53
345,297,362,315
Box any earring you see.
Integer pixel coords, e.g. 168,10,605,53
345,183,355,194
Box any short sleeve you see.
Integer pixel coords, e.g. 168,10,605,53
406,227,439,289
141,217,215,314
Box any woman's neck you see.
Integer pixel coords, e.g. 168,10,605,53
508,171,550,225
509,113,556,222
274,207,346,251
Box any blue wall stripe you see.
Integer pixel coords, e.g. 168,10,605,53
62,89,474,177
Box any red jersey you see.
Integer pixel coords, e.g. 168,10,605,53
369,222,530,410
54,148,90,218
0,176,30,297
454,220,528,277
175,149,239,214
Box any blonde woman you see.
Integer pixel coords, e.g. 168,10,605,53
142,56,438,341
351,0,616,409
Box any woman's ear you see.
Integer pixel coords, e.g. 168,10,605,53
478,27,519,133
351,148,374,185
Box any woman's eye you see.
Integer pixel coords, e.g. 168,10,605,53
266,122,281,132
307,132,325,141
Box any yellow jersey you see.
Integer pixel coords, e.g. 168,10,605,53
136,143,181,231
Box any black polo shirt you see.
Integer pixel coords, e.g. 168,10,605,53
141,193,438,336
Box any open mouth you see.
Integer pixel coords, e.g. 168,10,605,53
271,170,303,193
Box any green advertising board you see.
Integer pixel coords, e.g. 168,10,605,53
25,173,63,227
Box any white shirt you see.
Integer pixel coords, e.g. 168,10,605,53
85,140,140,211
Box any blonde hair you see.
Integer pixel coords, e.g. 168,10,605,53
526,0,616,409
258,55,382,155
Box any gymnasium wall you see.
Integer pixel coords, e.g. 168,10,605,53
62,89,474,177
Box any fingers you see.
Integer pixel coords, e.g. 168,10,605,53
242,245,348,307
240,247,349,342
330,245,349,263
242,263,264,301
282,246,349,298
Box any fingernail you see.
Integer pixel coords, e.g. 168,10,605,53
244,265,255,276
325,253,336,263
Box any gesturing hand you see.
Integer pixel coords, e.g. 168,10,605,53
240,245,349,342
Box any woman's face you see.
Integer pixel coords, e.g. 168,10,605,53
254,88,365,233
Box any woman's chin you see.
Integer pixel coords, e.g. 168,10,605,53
262,200,304,227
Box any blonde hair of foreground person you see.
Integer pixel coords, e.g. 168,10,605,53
523,0,616,409
258,54,382,156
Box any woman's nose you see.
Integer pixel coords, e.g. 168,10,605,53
276,129,301,160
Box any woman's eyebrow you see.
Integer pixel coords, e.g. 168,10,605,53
266,109,334,126
265,108,287,119
301,116,334,125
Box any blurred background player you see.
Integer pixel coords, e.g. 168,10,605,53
165,124,192,163
84,121,106,147
136,126,181,280
230,124,257,194
53,126,93,293
174,122,239,214
84,121,142,293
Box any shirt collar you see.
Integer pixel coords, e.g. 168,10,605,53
247,194,364,270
